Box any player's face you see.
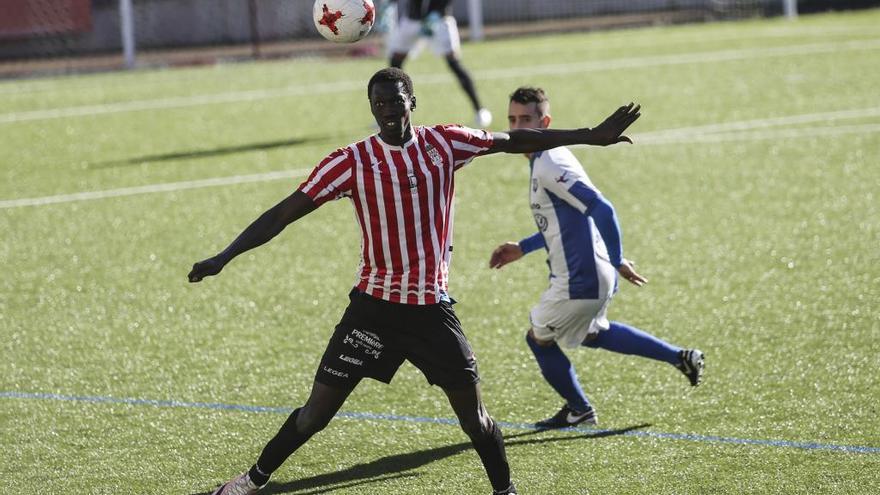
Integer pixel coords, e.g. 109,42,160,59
508,101,549,130
370,81,415,144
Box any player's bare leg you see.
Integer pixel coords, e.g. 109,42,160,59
211,380,354,494
254,380,353,479
443,383,516,494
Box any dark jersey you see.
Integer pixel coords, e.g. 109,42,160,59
404,0,453,20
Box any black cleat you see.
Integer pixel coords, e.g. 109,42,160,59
676,349,705,386
535,404,598,429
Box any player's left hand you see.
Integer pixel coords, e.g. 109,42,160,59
618,258,647,286
587,103,641,146
188,256,225,283
489,242,524,269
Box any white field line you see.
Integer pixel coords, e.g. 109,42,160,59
2,108,878,210
0,168,310,209
0,80,364,125
1,25,873,98
638,123,880,145
2,38,879,125
634,107,880,140
521,26,880,56
476,38,880,80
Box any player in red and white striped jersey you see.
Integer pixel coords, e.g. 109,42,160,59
190,68,640,495
299,123,492,305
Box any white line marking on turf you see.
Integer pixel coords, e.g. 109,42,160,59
2,39,879,125
2,107,877,210
638,123,880,144
0,169,310,209
476,39,880,80
2,24,876,97
520,27,880,57
635,107,880,139
0,25,870,98
0,80,365,125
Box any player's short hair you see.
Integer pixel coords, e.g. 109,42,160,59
509,87,550,117
368,68,414,99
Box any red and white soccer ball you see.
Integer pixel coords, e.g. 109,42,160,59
313,0,375,43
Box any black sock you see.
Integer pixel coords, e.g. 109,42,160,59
494,484,517,495
446,58,482,111
249,408,313,485
470,420,511,492
247,463,271,487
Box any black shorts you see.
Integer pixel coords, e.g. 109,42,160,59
315,289,479,390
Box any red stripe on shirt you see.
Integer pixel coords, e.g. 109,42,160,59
422,128,454,294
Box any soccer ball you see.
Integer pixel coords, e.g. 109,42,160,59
313,0,375,43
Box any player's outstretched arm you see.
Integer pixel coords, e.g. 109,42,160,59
188,191,317,283
484,103,641,155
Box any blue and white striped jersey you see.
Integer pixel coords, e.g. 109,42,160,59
520,147,623,300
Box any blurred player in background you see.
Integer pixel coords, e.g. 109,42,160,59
191,68,641,495
387,0,493,128
489,86,705,429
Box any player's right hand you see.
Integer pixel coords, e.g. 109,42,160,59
489,242,524,269
588,103,641,146
188,257,224,283
617,258,647,287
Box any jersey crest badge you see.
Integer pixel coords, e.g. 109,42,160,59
534,213,549,232
425,143,443,167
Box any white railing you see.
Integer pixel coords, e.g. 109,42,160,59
119,0,136,68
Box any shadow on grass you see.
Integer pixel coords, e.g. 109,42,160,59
193,423,651,495
90,136,325,169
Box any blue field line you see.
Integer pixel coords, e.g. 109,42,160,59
3,390,879,454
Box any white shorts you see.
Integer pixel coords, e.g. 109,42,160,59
530,291,612,349
387,16,461,57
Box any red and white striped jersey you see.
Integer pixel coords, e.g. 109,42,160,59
298,124,494,305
